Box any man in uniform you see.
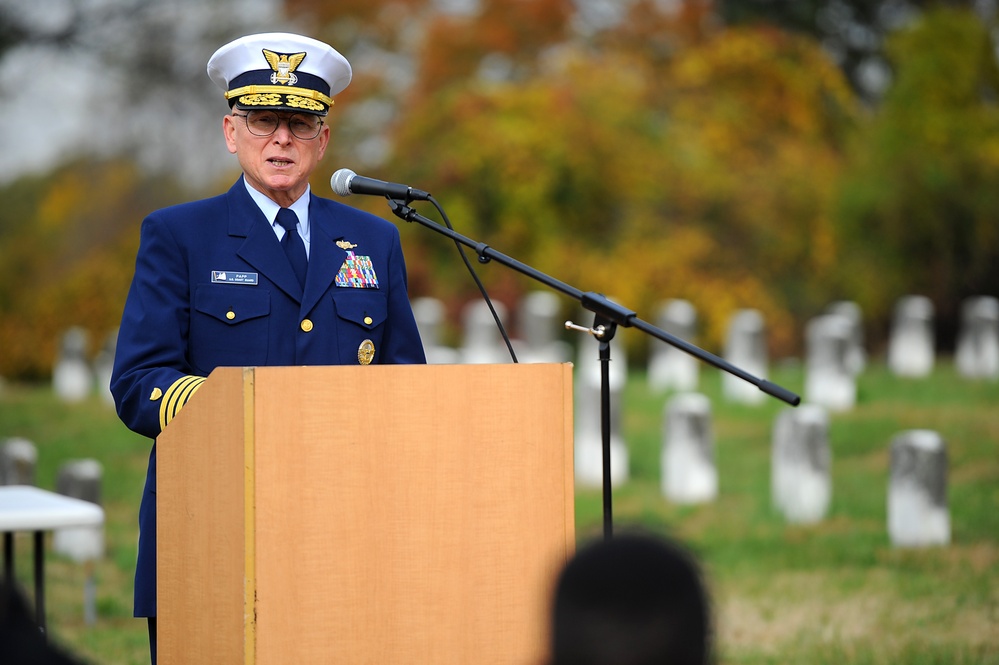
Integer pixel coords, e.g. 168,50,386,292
110,32,426,663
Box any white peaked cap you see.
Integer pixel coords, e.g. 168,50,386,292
207,32,352,115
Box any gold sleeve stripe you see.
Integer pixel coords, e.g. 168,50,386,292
160,376,198,431
161,375,206,430
159,375,206,431
175,377,206,413
162,376,199,422
224,85,333,107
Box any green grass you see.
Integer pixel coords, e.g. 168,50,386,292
580,361,999,664
1,360,997,663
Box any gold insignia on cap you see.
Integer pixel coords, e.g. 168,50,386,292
336,240,357,250
150,387,163,401
287,95,324,112
228,86,333,108
238,92,281,107
358,339,375,365
263,50,306,86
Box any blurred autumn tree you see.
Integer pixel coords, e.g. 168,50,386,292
0,0,996,379
384,11,858,356
718,0,992,101
0,160,192,379
834,6,999,349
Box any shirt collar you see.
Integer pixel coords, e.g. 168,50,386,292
241,176,311,239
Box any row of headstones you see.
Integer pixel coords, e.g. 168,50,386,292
649,294,999,411
574,394,949,548
413,292,574,365
0,439,104,624
415,292,998,377
47,292,996,404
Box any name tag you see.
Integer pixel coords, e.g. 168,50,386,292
212,270,258,285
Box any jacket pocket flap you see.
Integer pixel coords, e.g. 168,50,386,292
334,292,387,329
195,285,270,325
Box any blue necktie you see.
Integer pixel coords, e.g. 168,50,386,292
275,208,307,288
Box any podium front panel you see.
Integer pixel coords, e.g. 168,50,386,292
158,363,574,665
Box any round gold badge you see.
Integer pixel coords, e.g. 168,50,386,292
357,339,375,365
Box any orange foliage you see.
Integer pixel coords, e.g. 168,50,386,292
386,22,857,357
414,0,573,98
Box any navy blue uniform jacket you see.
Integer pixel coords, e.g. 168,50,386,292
111,178,426,617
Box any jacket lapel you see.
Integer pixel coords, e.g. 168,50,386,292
303,199,347,315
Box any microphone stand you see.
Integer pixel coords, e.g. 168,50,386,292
386,199,801,539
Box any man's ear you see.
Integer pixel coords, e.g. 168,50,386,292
316,122,331,160
223,114,238,154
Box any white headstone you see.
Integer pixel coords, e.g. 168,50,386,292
573,380,629,489
804,314,856,411
648,299,699,392
825,300,866,374
53,459,105,563
517,291,571,364
888,430,950,547
887,296,935,377
661,393,717,504
0,437,38,485
53,458,105,626
955,296,999,380
413,296,445,347
93,328,118,408
412,297,461,364
771,405,831,523
53,326,94,402
722,309,768,404
459,300,512,364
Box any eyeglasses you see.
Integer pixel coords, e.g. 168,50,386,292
232,110,325,140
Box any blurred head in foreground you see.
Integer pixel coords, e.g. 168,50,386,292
550,533,712,665
1,582,85,664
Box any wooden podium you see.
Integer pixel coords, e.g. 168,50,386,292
156,363,575,664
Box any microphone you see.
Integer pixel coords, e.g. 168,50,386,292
330,168,431,201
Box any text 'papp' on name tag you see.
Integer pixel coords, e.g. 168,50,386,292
212,271,259,285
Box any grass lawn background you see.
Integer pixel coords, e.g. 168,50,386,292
1,358,996,664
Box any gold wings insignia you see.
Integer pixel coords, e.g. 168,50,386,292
262,49,306,73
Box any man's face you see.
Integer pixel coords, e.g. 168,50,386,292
223,109,330,206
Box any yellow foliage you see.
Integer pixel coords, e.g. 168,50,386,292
0,159,184,380
37,172,88,232
383,24,859,361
